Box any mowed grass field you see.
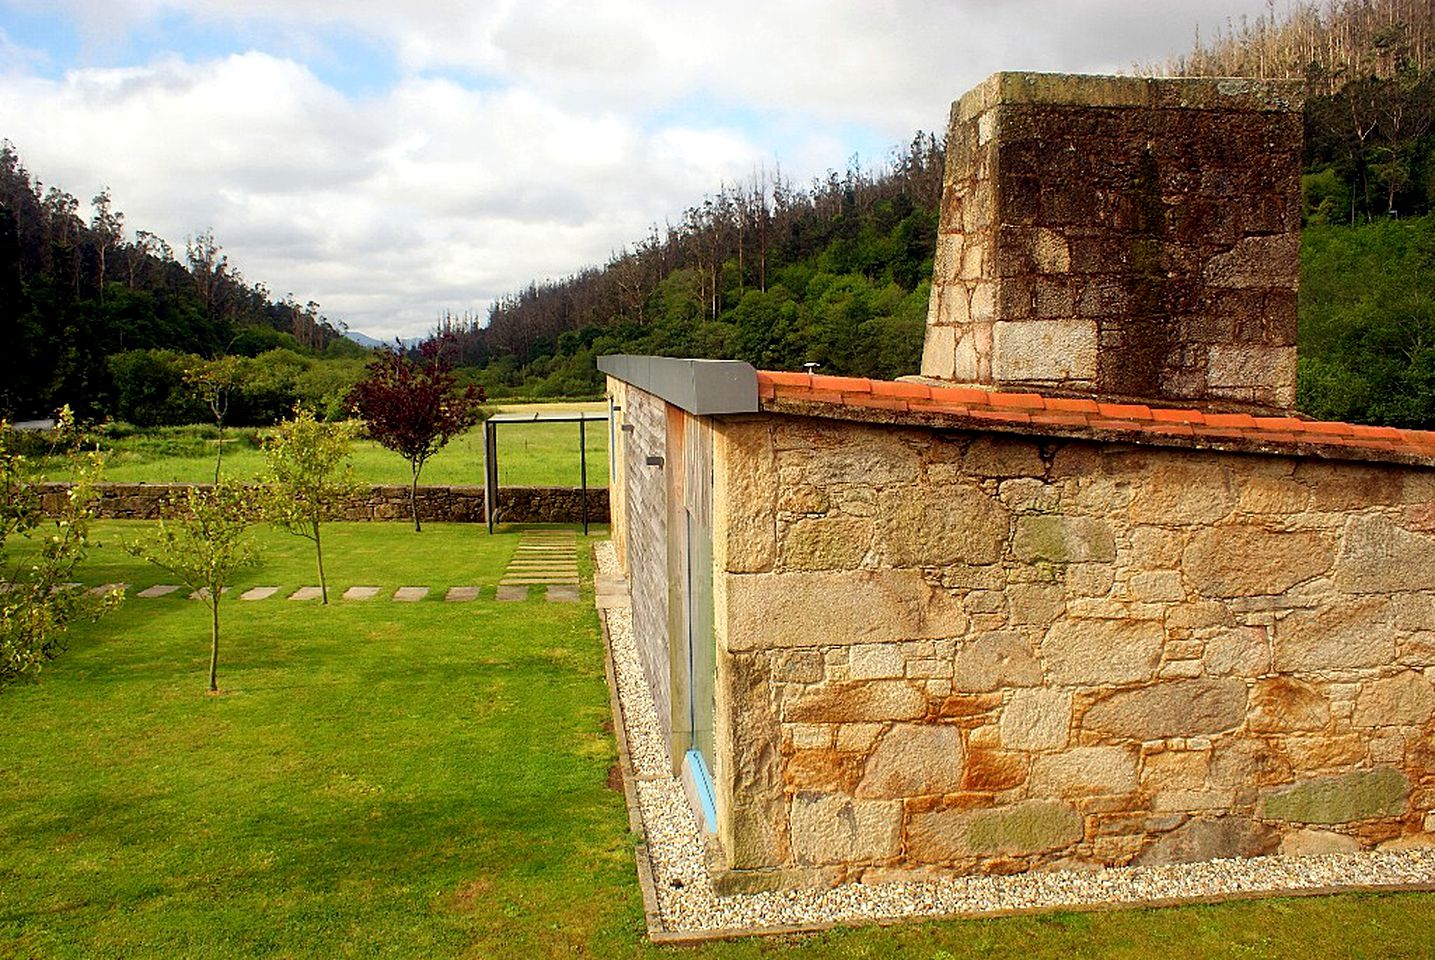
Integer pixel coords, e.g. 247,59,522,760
1,523,1433,958
75,402,609,488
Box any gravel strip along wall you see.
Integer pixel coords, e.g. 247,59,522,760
595,540,1435,940
37,483,609,525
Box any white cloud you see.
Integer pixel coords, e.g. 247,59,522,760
0,1,1280,337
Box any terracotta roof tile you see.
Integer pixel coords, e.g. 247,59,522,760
1205,412,1258,428
1045,396,1102,414
1098,402,1153,420
1253,416,1305,431
872,380,933,401
991,391,1047,410
761,370,813,387
930,385,993,406
753,370,1435,468
820,375,873,394
970,407,1032,425
1151,408,1206,424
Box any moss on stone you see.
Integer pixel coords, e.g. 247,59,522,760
961,800,1083,855
1260,768,1408,824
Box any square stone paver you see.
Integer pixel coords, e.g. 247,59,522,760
393,586,429,602
595,575,630,610
546,585,579,603
445,586,480,602
189,587,230,600
288,586,323,601
343,586,380,601
501,576,578,585
240,586,279,601
86,582,127,597
137,584,180,598
495,585,527,602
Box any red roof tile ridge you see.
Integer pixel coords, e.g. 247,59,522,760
755,370,1435,463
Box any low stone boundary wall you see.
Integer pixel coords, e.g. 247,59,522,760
36,483,610,525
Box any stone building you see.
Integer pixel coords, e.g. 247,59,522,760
598,72,1435,891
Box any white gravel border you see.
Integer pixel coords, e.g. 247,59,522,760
593,540,1435,940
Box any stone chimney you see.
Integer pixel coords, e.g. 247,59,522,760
921,72,1305,413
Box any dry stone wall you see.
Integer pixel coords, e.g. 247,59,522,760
711,413,1435,888
37,483,609,525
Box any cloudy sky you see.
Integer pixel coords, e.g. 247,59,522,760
0,0,1275,339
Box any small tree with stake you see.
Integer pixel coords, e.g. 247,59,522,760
260,407,358,604
127,481,259,694
346,337,484,532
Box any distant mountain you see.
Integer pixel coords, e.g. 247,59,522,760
343,330,423,350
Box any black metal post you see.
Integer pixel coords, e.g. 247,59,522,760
485,419,496,534
579,415,589,536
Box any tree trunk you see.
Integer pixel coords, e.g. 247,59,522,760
213,422,224,484
209,597,220,692
410,461,422,533
315,522,328,604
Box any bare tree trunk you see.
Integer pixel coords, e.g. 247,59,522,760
410,461,422,533
314,523,328,604
213,422,224,484
209,598,220,692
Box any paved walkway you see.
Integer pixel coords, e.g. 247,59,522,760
498,530,580,602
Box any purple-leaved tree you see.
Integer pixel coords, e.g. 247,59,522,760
346,336,485,532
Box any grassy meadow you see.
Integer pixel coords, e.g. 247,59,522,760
50,402,609,488
1,521,1432,958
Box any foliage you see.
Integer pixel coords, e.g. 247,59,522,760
260,407,359,603
436,141,944,395
0,407,119,684
0,140,350,421
346,337,486,531
1298,215,1435,426
125,481,260,692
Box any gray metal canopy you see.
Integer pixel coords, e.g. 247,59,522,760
481,410,609,534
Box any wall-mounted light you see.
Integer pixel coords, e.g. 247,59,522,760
621,424,634,433
645,455,665,468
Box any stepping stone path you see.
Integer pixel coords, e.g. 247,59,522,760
189,587,229,600
87,582,127,597
109,531,591,606
498,530,580,602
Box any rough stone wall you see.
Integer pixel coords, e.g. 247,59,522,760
37,483,609,524
921,73,1304,413
622,384,675,747
711,413,1435,887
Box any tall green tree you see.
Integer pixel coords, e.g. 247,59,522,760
127,481,259,693
261,407,359,604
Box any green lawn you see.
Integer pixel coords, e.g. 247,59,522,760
70,406,609,488
1,522,1431,959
